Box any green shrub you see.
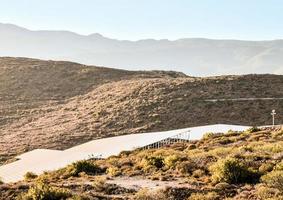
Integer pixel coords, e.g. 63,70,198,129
134,188,166,200
202,132,215,140
18,182,71,200
214,182,231,190
65,160,103,177
247,127,261,133
275,162,283,171
188,192,219,200
255,185,282,200
192,169,206,178
209,147,235,158
209,157,260,184
69,195,90,200
271,130,283,138
255,142,283,153
119,150,132,157
176,161,197,175
217,137,233,145
24,172,38,180
164,155,181,169
143,156,164,169
225,130,241,136
239,146,253,152
261,170,283,192
106,166,121,177
259,163,274,174
187,144,197,150
92,177,106,192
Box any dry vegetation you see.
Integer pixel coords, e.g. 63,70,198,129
1,127,283,199
0,57,283,166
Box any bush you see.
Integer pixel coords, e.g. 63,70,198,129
134,188,166,200
65,160,103,177
106,167,121,177
119,150,132,157
202,132,215,140
255,142,283,154
24,172,38,180
92,177,106,192
188,192,219,200
255,184,282,200
209,157,260,184
275,162,283,171
247,127,261,133
261,170,283,192
259,163,274,174
214,182,231,190
70,195,90,200
272,130,283,138
217,137,233,145
176,161,197,175
187,144,197,150
192,169,206,178
143,156,164,169
164,155,181,169
18,182,71,200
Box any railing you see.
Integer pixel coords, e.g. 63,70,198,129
139,130,191,150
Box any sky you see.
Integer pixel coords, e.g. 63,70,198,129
0,0,282,41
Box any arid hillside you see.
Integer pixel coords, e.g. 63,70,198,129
0,57,283,164
0,57,185,126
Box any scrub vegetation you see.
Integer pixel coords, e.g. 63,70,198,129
1,127,283,199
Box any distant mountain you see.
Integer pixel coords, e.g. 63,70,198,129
0,23,283,76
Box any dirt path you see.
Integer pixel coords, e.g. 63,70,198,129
205,97,283,102
106,176,192,190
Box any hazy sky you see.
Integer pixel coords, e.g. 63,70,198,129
0,0,282,40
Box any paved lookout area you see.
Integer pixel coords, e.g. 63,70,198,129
0,124,249,183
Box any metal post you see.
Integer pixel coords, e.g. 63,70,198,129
271,110,276,127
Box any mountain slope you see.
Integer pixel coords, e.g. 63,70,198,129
1,23,283,76
0,57,187,163
0,58,282,165
0,57,185,124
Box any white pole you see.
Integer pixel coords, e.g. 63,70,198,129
271,110,276,127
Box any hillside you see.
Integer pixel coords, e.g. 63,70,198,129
1,23,283,76
0,57,283,199
1,127,283,200
0,57,186,164
0,57,283,165
0,57,184,131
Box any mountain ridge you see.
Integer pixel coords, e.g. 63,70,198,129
1,23,283,76
2,23,283,42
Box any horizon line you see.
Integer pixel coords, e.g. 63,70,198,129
1,22,283,43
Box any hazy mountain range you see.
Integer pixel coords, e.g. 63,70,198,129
0,23,283,76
